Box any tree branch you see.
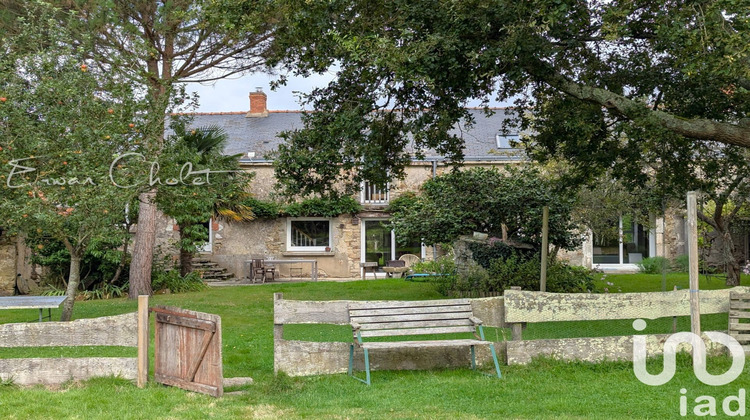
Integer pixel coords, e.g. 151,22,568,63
533,66,750,148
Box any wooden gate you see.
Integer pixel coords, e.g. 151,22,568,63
152,306,223,397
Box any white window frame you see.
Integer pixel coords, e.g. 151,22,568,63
286,217,332,252
593,215,655,269
360,181,390,205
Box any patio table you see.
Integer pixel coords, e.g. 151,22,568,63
0,295,66,322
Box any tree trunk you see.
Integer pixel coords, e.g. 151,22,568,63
179,224,194,277
109,228,130,285
128,190,156,298
60,252,82,321
722,231,741,287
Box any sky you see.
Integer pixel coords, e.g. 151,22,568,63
186,71,510,112
186,71,335,112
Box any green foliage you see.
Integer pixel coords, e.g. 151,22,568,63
283,196,362,217
487,255,544,292
157,123,255,255
486,257,595,294
411,256,457,296
27,234,130,290
468,240,533,270
412,256,456,275
243,197,282,219
152,270,207,293
0,8,143,317
79,282,128,300
236,196,363,220
390,167,581,250
637,257,671,274
271,0,750,199
673,255,690,273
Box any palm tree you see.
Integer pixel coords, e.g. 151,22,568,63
168,125,255,276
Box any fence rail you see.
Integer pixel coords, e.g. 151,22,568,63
0,296,149,386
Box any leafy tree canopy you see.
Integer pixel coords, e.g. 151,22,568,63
270,0,750,196
388,167,582,250
0,9,144,319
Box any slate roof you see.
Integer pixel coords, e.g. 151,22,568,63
184,108,521,161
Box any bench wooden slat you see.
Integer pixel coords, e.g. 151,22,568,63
730,292,750,300
357,319,473,330
360,339,485,349
730,302,750,310
350,312,473,324
359,326,476,338
350,306,471,317
348,299,470,310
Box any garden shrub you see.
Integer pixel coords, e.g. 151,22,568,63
487,254,541,291
412,256,457,296
412,256,456,275
152,270,207,293
432,253,596,295
638,256,670,274
545,263,596,293
468,240,533,269
672,254,689,273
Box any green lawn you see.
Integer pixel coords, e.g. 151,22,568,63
1,276,749,419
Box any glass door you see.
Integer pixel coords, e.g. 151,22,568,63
364,220,392,268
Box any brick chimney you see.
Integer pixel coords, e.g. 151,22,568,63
246,87,268,118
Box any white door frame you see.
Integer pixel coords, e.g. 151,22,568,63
198,219,213,253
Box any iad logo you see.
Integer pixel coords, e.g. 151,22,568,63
632,319,745,386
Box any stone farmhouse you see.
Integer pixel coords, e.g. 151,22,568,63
2,90,748,293
155,90,705,280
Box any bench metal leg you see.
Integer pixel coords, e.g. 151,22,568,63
348,345,372,385
348,344,354,376
470,345,476,370
489,343,502,378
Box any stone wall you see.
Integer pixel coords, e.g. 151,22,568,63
273,288,743,374
213,215,364,278
273,294,505,376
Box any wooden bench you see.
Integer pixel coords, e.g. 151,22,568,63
347,299,502,384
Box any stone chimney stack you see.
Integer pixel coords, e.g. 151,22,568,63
246,87,268,118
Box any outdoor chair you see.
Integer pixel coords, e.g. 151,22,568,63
251,259,275,283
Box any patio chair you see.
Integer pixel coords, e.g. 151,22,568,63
251,259,275,283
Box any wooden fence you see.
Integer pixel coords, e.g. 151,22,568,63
274,286,750,374
504,287,750,364
0,296,149,386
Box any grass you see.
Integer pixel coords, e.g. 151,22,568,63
1,275,749,419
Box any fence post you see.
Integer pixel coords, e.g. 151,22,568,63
687,191,705,371
540,206,549,292
687,192,701,336
273,293,284,375
137,295,149,388
509,286,523,341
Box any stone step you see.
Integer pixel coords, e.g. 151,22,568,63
192,262,219,268
195,267,227,274
204,276,237,283
202,272,233,279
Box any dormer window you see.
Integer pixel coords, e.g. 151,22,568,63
496,133,520,149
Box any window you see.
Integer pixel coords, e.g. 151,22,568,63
496,133,520,149
360,181,390,205
593,215,650,264
287,218,331,251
